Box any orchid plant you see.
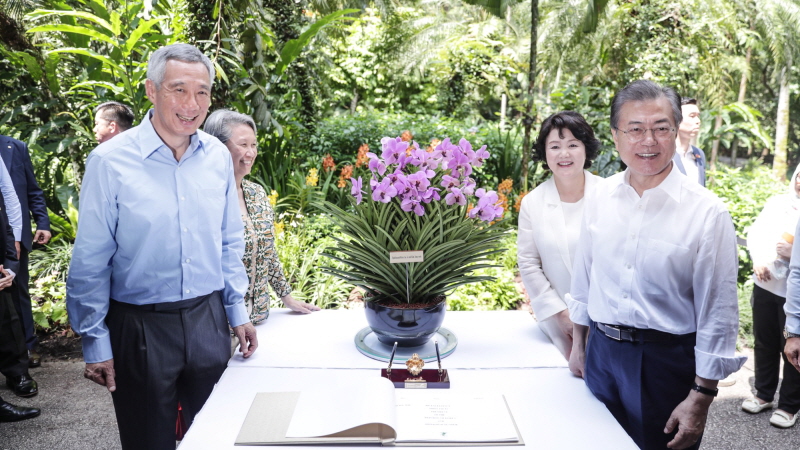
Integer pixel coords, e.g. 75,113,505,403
321,136,507,305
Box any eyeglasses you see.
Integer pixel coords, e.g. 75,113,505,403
615,126,675,142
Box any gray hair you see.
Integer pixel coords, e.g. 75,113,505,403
95,101,134,131
147,43,214,88
203,109,257,144
610,80,682,129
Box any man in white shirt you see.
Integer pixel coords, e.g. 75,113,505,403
673,98,706,186
567,80,745,450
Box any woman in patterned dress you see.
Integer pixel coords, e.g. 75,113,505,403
204,110,319,323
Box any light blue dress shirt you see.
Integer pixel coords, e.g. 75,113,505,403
0,160,22,241
66,110,250,363
786,216,800,334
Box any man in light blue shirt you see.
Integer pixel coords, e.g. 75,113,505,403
66,44,257,450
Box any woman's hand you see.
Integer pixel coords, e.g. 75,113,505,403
777,240,793,259
754,265,772,282
282,294,321,314
0,265,15,291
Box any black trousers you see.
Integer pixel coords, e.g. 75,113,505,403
0,288,28,378
585,322,700,450
10,246,36,349
107,291,231,450
752,285,800,414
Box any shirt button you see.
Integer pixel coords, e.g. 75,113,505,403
626,264,632,269
630,233,636,239
638,205,643,210
185,289,190,294
183,228,188,233
185,258,191,263
180,196,185,201
623,293,628,299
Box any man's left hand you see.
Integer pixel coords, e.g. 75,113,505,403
664,391,713,449
34,230,51,245
785,337,800,373
0,265,15,291
232,322,258,358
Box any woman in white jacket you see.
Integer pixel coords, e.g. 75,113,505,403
517,111,601,360
742,164,800,428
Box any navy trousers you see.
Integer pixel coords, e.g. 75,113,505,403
0,289,28,378
585,322,701,450
106,291,231,450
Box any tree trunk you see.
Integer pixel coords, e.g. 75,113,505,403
520,0,539,192
730,47,751,167
710,114,723,172
773,66,790,181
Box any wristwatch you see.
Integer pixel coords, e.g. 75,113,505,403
691,382,718,397
784,327,800,339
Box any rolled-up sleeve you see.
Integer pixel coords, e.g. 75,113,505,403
66,153,118,363
219,156,249,327
692,210,747,379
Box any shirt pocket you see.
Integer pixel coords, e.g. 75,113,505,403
639,238,692,296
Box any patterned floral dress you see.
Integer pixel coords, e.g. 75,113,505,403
241,179,292,324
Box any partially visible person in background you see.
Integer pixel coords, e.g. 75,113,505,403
517,111,601,360
747,165,800,428
93,101,134,144
0,134,50,369
204,109,319,323
0,168,39,412
673,97,706,186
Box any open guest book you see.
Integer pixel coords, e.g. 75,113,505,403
235,377,523,446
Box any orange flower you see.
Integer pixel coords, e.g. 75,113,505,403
400,130,413,142
322,153,336,172
338,164,354,188
427,138,442,153
514,191,529,212
356,144,369,168
498,178,513,195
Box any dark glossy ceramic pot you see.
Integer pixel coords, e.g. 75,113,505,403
364,300,446,347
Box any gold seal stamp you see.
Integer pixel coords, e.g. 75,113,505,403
405,353,424,376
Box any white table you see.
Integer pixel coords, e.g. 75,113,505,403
227,309,567,369
180,310,637,449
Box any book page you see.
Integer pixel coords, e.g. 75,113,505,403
285,376,397,438
394,390,519,443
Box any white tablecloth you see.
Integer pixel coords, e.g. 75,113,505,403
179,367,638,450
227,309,567,369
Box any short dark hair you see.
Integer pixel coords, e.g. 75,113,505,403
95,101,134,131
681,97,697,106
533,111,600,170
610,80,682,130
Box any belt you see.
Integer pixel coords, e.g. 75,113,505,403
595,322,692,343
110,291,219,312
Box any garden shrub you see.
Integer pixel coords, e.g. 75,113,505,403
301,111,484,164
707,160,785,285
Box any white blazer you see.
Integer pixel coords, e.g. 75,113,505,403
517,171,601,321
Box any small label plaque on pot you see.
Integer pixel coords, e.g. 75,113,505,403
390,250,424,263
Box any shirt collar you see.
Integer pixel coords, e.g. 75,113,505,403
613,163,683,203
137,109,204,160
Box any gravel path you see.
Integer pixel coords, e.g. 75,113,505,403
2,348,799,449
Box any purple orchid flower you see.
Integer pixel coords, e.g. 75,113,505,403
473,145,489,168
372,177,398,203
459,138,476,161
445,187,467,206
441,175,460,190
401,194,425,216
367,152,387,176
447,149,473,178
350,176,364,205
382,138,409,165
406,171,431,192
461,177,476,196
420,187,441,203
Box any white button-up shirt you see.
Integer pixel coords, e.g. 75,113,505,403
568,164,746,380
